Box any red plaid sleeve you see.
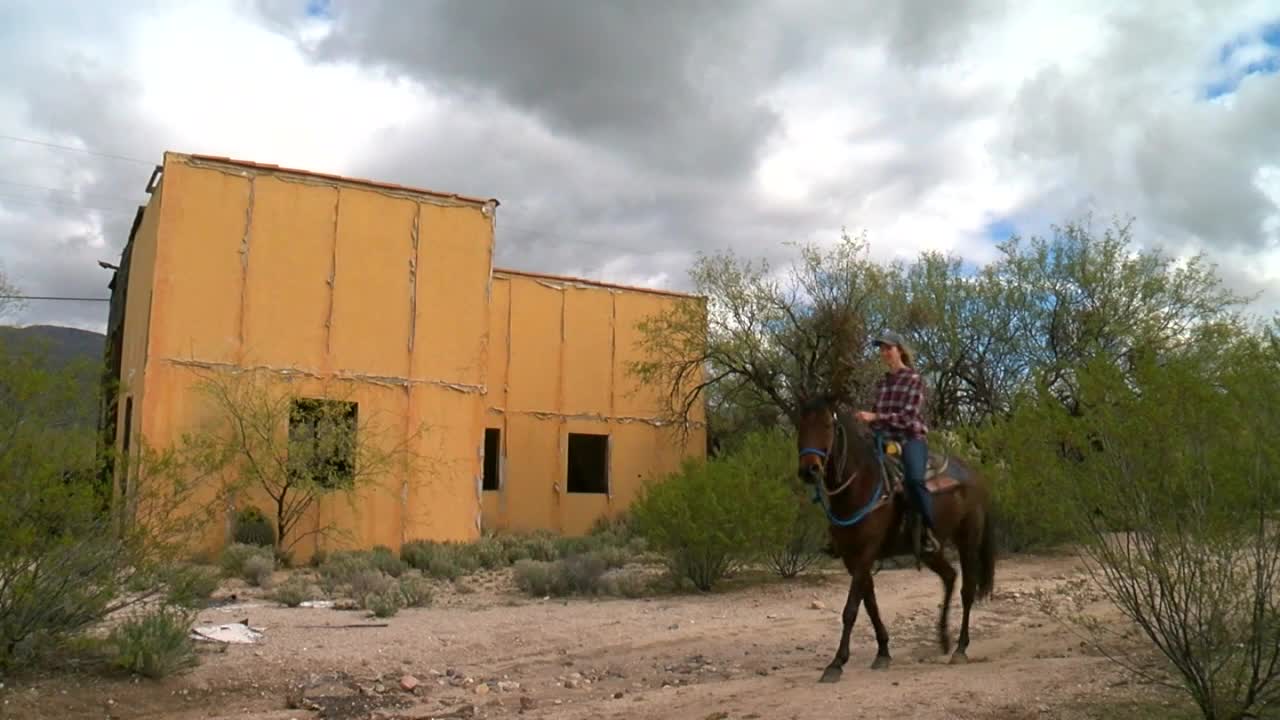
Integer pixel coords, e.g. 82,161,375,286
870,369,928,438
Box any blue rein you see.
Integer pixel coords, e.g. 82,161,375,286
802,428,889,529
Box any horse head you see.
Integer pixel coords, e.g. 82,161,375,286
795,391,877,492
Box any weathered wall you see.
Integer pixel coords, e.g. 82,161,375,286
127,153,496,561
115,150,705,559
113,185,163,505
481,271,706,535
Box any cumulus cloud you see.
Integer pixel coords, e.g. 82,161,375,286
1,0,1278,334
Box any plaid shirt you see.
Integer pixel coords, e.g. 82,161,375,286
870,367,928,440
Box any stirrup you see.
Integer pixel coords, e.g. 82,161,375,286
921,528,940,554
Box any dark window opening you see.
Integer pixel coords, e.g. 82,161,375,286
121,396,133,453
566,432,609,494
288,398,358,490
483,428,501,491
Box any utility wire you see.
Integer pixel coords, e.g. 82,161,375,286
0,295,111,302
0,134,154,166
0,179,141,204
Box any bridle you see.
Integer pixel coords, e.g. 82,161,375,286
800,406,893,529
799,410,856,498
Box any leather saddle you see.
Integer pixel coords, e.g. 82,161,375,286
880,440,963,495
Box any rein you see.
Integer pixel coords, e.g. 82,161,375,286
801,410,891,529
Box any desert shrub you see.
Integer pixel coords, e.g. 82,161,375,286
269,575,313,607
220,542,274,579
232,506,275,548
398,572,434,608
316,550,379,593
106,605,198,679
769,505,829,579
559,552,609,593
242,555,275,587
468,536,507,569
400,540,475,580
0,349,223,671
164,565,222,609
366,589,403,618
512,560,567,597
349,569,394,600
521,532,561,562
594,545,630,570
993,337,1280,720
599,569,651,598
629,429,796,591
725,427,828,578
369,545,407,578
511,552,616,597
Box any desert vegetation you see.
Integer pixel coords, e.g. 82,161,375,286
3,217,1279,719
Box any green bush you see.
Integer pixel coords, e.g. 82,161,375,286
599,569,651,598
629,429,796,591
268,574,313,607
242,555,276,587
512,560,567,596
232,506,275,548
400,540,475,580
0,347,223,671
398,572,434,608
726,427,828,579
365,589,403,618
164,565,222,609
349,569,394,600
220,542,275,579
369,545,407,578
106,605,198,679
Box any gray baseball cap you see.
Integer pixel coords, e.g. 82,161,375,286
872,329,907,349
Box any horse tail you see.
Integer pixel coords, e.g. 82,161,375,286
975,501,997,602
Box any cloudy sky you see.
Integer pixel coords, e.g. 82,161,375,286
1,0,1277,333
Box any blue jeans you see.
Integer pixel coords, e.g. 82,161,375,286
901,437,935,530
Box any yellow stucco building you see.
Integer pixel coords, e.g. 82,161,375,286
100,152,705,561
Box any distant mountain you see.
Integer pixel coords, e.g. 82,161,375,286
0,324,105,369
1,324,106,429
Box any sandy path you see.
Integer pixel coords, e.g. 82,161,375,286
2,551,1162,720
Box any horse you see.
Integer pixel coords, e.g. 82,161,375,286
794,392,997,683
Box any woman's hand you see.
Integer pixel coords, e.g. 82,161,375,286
855,411,877,423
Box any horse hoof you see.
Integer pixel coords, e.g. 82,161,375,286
870,655,891,671
819,667,843,683
949,652,968,665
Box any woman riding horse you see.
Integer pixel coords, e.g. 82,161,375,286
854,329,940,553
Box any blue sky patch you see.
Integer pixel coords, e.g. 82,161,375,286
1205,19,1280,99
983,218,1018,243
305,0,331,20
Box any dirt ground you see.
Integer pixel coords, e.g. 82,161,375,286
1,550,1185,720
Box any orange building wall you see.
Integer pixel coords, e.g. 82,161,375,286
112,151,705,561
113,183,164,511
480,271,707,535
119,153,496,562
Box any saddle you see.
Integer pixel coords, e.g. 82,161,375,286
879,440,963,496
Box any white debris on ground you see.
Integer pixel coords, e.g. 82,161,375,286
191,621,265,644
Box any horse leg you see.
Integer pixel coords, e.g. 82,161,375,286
820,566,868,683
951,525,980,665
861,573,892,670
921,548,957,656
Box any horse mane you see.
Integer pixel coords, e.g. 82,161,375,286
798,393,876,467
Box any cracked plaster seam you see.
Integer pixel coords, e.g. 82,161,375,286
182,157,485,211
163,357,485,394
483,406,705,428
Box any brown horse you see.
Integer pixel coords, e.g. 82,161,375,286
794,393,997,683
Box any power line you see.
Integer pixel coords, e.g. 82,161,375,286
0,295,111,303
0,134,154,166
0,179,140,204
0,192,137,216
